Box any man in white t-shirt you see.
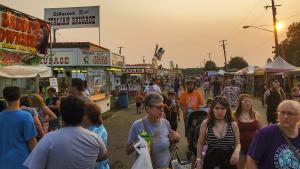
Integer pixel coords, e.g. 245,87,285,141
144,79,161,94
23,96,107,169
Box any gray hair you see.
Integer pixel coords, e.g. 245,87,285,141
278,100,300,115
144,93,163,107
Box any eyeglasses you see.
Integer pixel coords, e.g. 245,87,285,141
278,111,299,117
151,105,165,111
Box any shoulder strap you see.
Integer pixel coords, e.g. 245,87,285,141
277,124,300,161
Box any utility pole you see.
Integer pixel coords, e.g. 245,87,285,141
53,29,57,43
208,52,212,61
265,0,281,58
117,46,124,55
142,56,145,64
219,40,228,71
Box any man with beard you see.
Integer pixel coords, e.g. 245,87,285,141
179,81,203,121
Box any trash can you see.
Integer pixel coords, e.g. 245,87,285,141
118,91,129,108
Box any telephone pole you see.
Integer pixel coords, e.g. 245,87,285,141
142,56,146,64
219,40,228,71
208,52,212,61
265,0,281,58
117,46,124,55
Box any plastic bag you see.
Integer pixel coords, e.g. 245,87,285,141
131,136,153,169
171,159,192,169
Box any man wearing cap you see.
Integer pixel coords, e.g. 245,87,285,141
179,81,203,120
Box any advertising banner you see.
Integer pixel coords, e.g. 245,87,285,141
79,49,110,66
40,50,75,66
0,6,50,55
111,53,124,67
44,6,100,29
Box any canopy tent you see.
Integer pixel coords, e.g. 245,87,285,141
217,69,226,75
234,66,255,75
0,65,52,78
264,56,296,72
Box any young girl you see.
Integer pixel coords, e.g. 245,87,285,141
196,96,240,169
135,90,143,114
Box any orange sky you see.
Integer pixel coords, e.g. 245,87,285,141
2,0,300,68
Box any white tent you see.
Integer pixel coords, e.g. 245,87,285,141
217,70,226,75
235,66,255,75
264,57,296,72
0,65,52,78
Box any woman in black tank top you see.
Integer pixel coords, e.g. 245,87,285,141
195,96,241,169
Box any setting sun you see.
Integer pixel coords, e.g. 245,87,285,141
276,22,285,31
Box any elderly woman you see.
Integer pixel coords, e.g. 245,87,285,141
247,100,300,168
126,93,180,169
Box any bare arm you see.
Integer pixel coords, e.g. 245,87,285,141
49,100,60,109
230,122,241,165
126,144,135,155
41,105,57,122
97,152,108,162
195,120,208,169
27,137,37,151
33,116,44,137
179,103,187,120
247,156,258,169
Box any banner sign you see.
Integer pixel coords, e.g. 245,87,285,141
122,69,145,74
40,50,74,66
111,53,124,67
79,50,110,66
0,49,42,66
0,6,50,55
44,6,100,29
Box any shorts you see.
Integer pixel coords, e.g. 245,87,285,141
136,103,142,107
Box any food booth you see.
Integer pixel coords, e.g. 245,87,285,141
40,42,114,113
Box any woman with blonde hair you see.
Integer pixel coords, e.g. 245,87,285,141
234,94,263,169
30,94,57,133
247,100,300,168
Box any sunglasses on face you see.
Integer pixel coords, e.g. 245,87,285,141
241,100,252,104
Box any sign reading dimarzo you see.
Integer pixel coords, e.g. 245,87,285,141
44,6,100,29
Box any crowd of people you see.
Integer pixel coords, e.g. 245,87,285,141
129,75,300,169
0,78,109,169
1,74,300,169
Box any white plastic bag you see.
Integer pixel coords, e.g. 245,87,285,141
171,159,192,169
131,136,153,169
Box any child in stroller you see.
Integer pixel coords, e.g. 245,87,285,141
185,110,207,160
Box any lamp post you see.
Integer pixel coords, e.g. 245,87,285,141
243,25,279,58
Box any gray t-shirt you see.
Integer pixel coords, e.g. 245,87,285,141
127,117,171,168
23,127,107,169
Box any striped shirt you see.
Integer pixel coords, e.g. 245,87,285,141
206,122,235,150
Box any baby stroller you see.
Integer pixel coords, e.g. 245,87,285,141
185,110,207,160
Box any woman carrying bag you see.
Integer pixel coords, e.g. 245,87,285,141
126,93,180,169
247,100,300,169
195,96,241,169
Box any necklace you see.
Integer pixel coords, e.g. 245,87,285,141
213,122,227,138
239,112,254,122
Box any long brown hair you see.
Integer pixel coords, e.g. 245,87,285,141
234,94,255,120
207,96,233,127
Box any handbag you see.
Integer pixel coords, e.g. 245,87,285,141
277,124,300,161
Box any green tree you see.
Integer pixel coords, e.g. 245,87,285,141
204,60,218,71
227,56,248,70
279,22,300,66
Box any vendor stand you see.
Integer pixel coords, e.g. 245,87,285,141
41,42,115,113
0,4,52,95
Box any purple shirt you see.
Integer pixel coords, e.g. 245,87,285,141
248,124,300,169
